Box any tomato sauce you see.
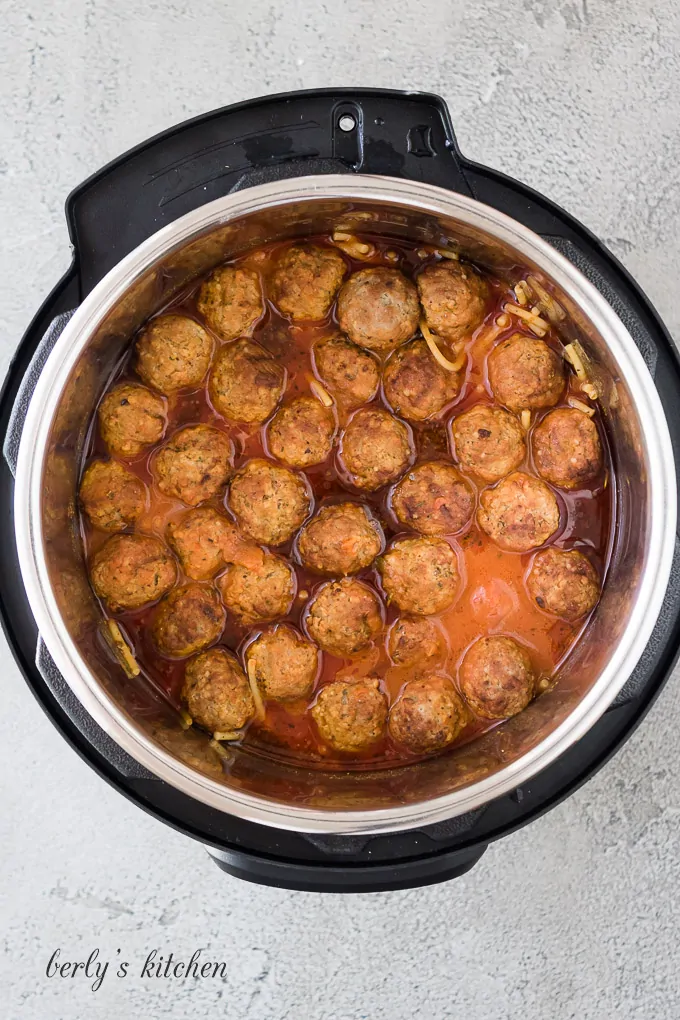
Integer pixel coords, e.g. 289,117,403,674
80,234,614,771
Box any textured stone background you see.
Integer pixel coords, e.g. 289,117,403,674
1,1,680,1017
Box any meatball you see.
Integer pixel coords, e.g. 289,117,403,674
153,425,234,506
337,267,420,354
391,461,474,536
134,314,213,394
297,502,383,576
167,506,264,580
379,537,459,615
417,260,489,345
305,578,383,657
270,243,346,321
152,584,225,658
313,334,379,409
217,551,295,626
389,675,467,753
197,265,263,341
209,339,285,424
451,404,526,483
245,624,319,701
383,339,462,422
90,533,177,611
477,471,560,552
459,636,535,719
527,547,600,621
227,458,311,546
98,382,166,459
340,407,413,491
182,647,255,733
312,678,388,752
266,396,336,468
79,458,147,532
387,615,446,667
532,408,603,490
488,334,565,412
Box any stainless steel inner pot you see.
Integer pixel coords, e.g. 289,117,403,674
14,175,677,834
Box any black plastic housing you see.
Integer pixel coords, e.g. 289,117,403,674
2,89,680,893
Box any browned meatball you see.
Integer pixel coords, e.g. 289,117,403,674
182,647,255,732
387,615,446,667
79,458,147,532
152,584,225,658
389,675,467,753
459,636,535,719
312,678,388,752
391,461,474,536
270,243,346,321
477,471,560,552
313,334,380,409
337,267,420,354
167,506,264,580
527,547,600,621
532,408,603,490
305,578,383,657
153,425,234,506
379,537,459,615
339,407,413,491
245,624,319,701
197,265,263,341
266,396,336,468
98,383,166,459
209,339,285,424
488,335,565,412
417,260,489,345
383,339,462,422
90,533,177,611
227,458,311,546
451,404,526,482
297,502,384,576
217,551,295,626
134,314,213,394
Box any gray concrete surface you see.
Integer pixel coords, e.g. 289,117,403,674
2,1,680,1017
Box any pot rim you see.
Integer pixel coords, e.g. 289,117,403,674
14,174,677,834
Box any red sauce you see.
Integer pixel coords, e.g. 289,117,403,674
80,235,614,771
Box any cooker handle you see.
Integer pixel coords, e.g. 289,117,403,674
205,842,487,893
2,309,75,478
67,89,473,295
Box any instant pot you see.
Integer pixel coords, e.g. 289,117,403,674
3,89,680,892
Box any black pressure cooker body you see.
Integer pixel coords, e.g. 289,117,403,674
3,89,680,893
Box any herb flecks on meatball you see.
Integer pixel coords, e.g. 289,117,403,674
98,383,166,459
153,425,233,506
459,636,535,720
79,458,147,532
297,502,383,576
477,471,560,552
337,267,420,354
417,260,489,346
270,244,346,321
379,537,459,615
339,407,413,491
488,334,565,412
383,339,462,422
312,678,388,752
245,625,319,701
527,547,600,621
197,266,263,341
533,408,603,490
227,458,311,547
305,578,383,657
